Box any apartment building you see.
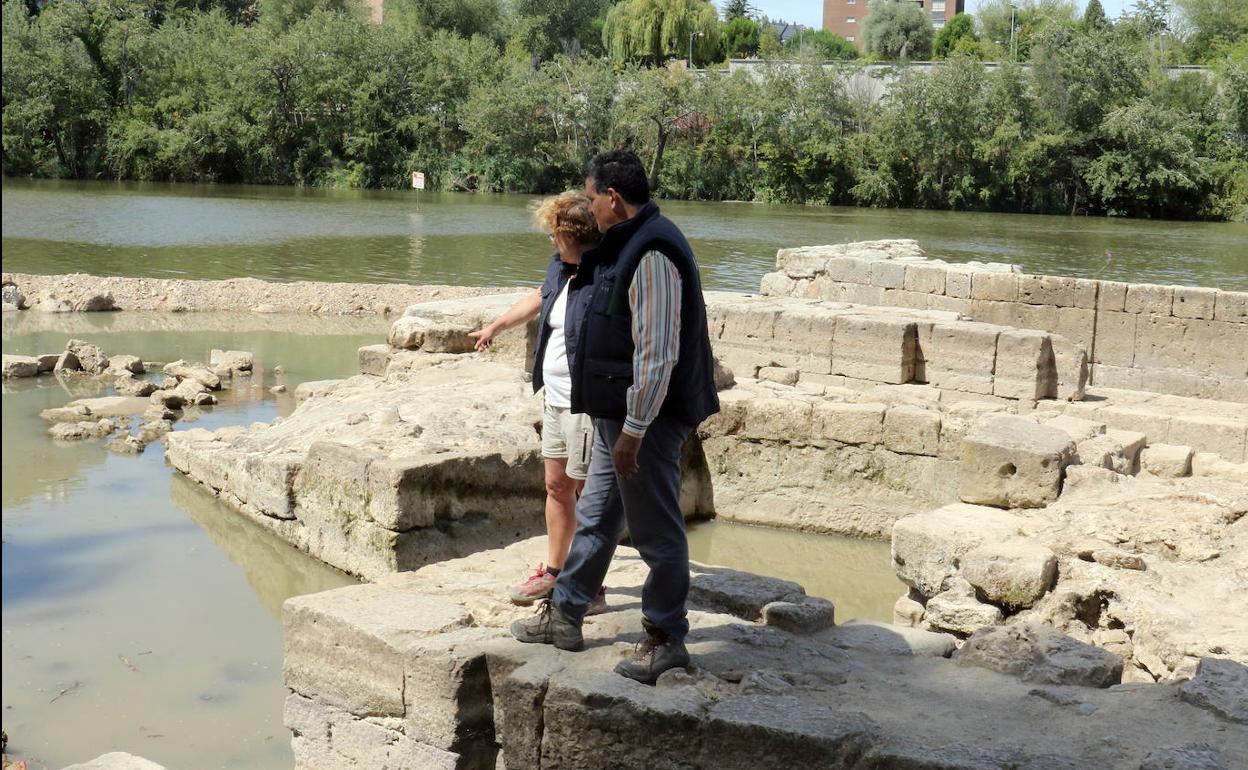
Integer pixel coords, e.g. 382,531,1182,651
822,0,965,50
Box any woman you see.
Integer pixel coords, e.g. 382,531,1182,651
470,192,605,611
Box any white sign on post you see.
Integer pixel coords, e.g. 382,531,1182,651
411,171,426,190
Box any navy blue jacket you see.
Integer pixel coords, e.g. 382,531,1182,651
531,252,591,394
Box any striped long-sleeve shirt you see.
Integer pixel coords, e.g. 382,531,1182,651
622,251,682,438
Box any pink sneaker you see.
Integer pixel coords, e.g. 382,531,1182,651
509,564,556,606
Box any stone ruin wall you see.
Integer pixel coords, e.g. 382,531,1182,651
758,241,1248,404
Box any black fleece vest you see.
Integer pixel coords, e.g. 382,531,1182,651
569,202,719,428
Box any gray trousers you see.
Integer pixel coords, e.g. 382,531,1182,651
551,415,692,641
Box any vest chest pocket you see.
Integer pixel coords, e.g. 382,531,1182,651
583,358,633,417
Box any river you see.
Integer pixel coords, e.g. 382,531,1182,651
3,179,1246,291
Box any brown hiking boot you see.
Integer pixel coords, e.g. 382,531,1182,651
614,627,689,685
511,599,584,651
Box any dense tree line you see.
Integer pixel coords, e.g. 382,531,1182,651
2,0,1246,220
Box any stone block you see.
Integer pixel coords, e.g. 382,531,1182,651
689,567,805,620
820,618,958,657
743,397,814,442
1141,443,1194,478
945,266,974,299
164,360,222,390
1172,287,1218,319
1098,404,1172,444
1177,657,1248,724
970,271,1018,302
1192,452,1248,481
968,299,1020,329
759,271,794,296
953,624,1123,688
841,283,887,306
699,695,878,770
1133,313,1195,378
283,583,473,717
904,263,947,295
959,415,1076,509
107,354,145,374
294,379,343,405
812,401,885,445
757,366,800,386
960,542,1057,608
1091,310,1136,367
869,260,907,289
1097,281,1128,312
924,322,1000,395
993,329,1056,401
891,503,1026,596
762,596,836,633
358,344,392,376
209,349,253,372
1054,307,1096,353
402,628,498,752
1018,274,1078,307
770,306,836,360
1072,279,1099,309
893,595,925,628
883,405,941,456
1049,336,1088,402
1124,283,1174,316
924,579,1003,635
1185,319,1248,378
927,295,972,315
2,354,40,378
830,316,917,384
825,256,873,284
1076,429,1147,474
1213,290,1248,323
1090,363,1141,390
1167,415,1247,464
720,305,781,343
1043,415,1105,443
1140,744,1231,770
881,288,931,310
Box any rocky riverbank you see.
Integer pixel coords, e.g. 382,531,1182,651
2,272,514,315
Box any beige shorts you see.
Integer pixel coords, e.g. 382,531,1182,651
541,401,594,480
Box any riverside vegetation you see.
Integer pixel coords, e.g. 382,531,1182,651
2,0,1247,220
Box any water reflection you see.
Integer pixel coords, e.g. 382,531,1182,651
171,473,356,621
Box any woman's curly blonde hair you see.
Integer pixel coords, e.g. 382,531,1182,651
532,191,601,246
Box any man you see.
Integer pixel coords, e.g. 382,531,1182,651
511,149,720,685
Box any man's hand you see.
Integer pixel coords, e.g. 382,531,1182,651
469,324,497,351
613,431,642,478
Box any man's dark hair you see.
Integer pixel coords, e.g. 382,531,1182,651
584,149,650,206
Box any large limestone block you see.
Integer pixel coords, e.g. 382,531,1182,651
285,691,463,770
1076,428,1147,474
869,260,907,289
106,354,145,375
882,405,941,456
700,695,879,770
387,316,475,353
904,262,947,295
993,329,1056,400
283,583,473,717
1049,335,1088,401
1213,290,1248,323
960,542,1057,608
812,401,885,445
959,415,1076,508
164,359,222,390
817,619,957,658
1097,281,1128,312
970,271,1019,302
2,354,40,378
924,322,1000,395
1092,310,1136,367
953,624,1124,688
924,582,1003,635
1178,658,1248,724
1125,283,1174,315
830,316,918,384
689,567,805,620
1167,415,1247,464
209,349,254,372
825,256,874,284
1018,274,1080,307
1173,287,1219,320
742,396,814,442
891,503,1026,596
1140,443,1194,478
66,338,110,374
357,343,392,376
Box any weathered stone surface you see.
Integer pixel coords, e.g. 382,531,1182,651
209,349,254,371
1076,428,1147,474
1125,284,1174,316
812,401,885,445
924,579,1004,635
2,281,26,309
1178,658,1248,724
883,405,941,456
49,419,117,440
689,567,804,620
820,619,957,658
1139,743,1229,770
294,378,343,404
961,542,1056,609
42,396,151,421
113,374,159,397
971,271,1019,302
107,354,145,374
993,329,1056,400
761,596,835,633
164,359,222,390
61,752,171,770
357,343,392,376
2,354,41,378
757,365,799,386
1213,290,1248,323
892,595,925,628
954,624,1124,687
701,695,878,770
831,315,918,384
66,338,109,374
1172,287,1219,320
924,322,1000,395
891,503,1025,596
959,415,1075,509
1140,443,1194,478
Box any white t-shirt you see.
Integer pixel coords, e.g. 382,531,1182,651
542,280,574,408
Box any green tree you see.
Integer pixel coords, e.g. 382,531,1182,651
615,64,698,189
1175,0,1248,60
976,0,1076,59
602,0,721,65
512,0,609,60
784,29,859,60
934,13,978,58
862,0,934,60
721,0,755,19
383,0,505,41
722,15,761,58
1082,0,1109,29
